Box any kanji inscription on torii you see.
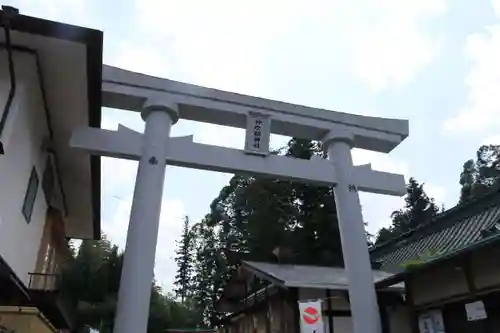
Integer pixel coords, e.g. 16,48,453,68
244,112,270,155
72,65,410,333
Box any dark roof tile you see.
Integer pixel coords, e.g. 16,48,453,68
371,192,500,271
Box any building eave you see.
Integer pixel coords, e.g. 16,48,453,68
375,233,500,289
3,10,103,239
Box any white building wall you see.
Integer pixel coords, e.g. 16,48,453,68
0,49,51,286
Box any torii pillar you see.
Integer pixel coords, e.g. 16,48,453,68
323,128,382,333
112,99,178,333
72,65,409,333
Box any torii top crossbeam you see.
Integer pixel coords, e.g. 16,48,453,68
102,65,408,153
73,65,410,333
72,66,409,197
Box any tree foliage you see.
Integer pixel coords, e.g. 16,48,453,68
176,138,376,325
174,216,195,303
375,178,440,244
61,236,201,333
459,144,500,203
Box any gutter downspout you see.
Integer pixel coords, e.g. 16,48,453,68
0,5,19,155
0,41,68,215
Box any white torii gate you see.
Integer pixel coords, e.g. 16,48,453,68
71,65,409,333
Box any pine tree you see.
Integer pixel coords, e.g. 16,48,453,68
191,220,218,326
459,159,477,203
206,138,344,267
174,216,195,303
403,178,439,230
61,234,201,332
375,178,439,244
459,145,500,203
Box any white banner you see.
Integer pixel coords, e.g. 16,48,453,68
298,300,324,333
465,300,487,321
418,310,445,333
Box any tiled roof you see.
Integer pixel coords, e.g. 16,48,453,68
371,190,500,272
242,261,403,290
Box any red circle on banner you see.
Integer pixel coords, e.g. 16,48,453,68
303,306,320,324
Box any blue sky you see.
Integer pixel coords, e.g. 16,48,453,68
9,0,500,293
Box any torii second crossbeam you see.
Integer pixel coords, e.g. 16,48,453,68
71,65,409,333
70,124,405,196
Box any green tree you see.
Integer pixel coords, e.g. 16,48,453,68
375,178,439,244
460,145,500,203
174,216,195,303
208,138,344,266
192,219,219,326
186,138,349,324
61,235,202,333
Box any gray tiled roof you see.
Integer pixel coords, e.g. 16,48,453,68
371,192,500,272
243,261,403,290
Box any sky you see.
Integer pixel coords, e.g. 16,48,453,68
8,0,500,293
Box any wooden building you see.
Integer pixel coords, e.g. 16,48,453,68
216,190,500,333
216,261,410,333
372,189,500,332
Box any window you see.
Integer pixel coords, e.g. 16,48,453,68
22,167,39,223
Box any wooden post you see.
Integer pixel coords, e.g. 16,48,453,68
265,286,271,333
279,289,286,333
463,254,477,296
377,292,390,333
325,289,334,333
290,288,301,333
404,276,419,333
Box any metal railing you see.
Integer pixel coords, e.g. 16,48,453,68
28,271,77,329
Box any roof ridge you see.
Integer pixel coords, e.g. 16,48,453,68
370,187,500,253
244,260,386,272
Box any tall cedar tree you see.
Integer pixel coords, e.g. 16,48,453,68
174,216,195,303
184,138,376,324
459,144,500,203
375,178,439,244
61,235,202,332
191,219,218,326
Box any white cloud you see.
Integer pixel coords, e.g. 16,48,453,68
100,109,142,199
100,108,188,292
108,41,172,79
195,124,246,148
362,181,447,235
352,149,409,233
352,149,409,175
132,0,294,93
132,0,446,92
482,135,500,145
103,196,185,292
9,0,448,293
494,0,500,17
443,1,500,134
103,0,447,259
346,0,446,90
424,183,447,206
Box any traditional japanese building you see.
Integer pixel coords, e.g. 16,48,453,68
0,7,102,332
372,188,500,332
216,260,410,333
